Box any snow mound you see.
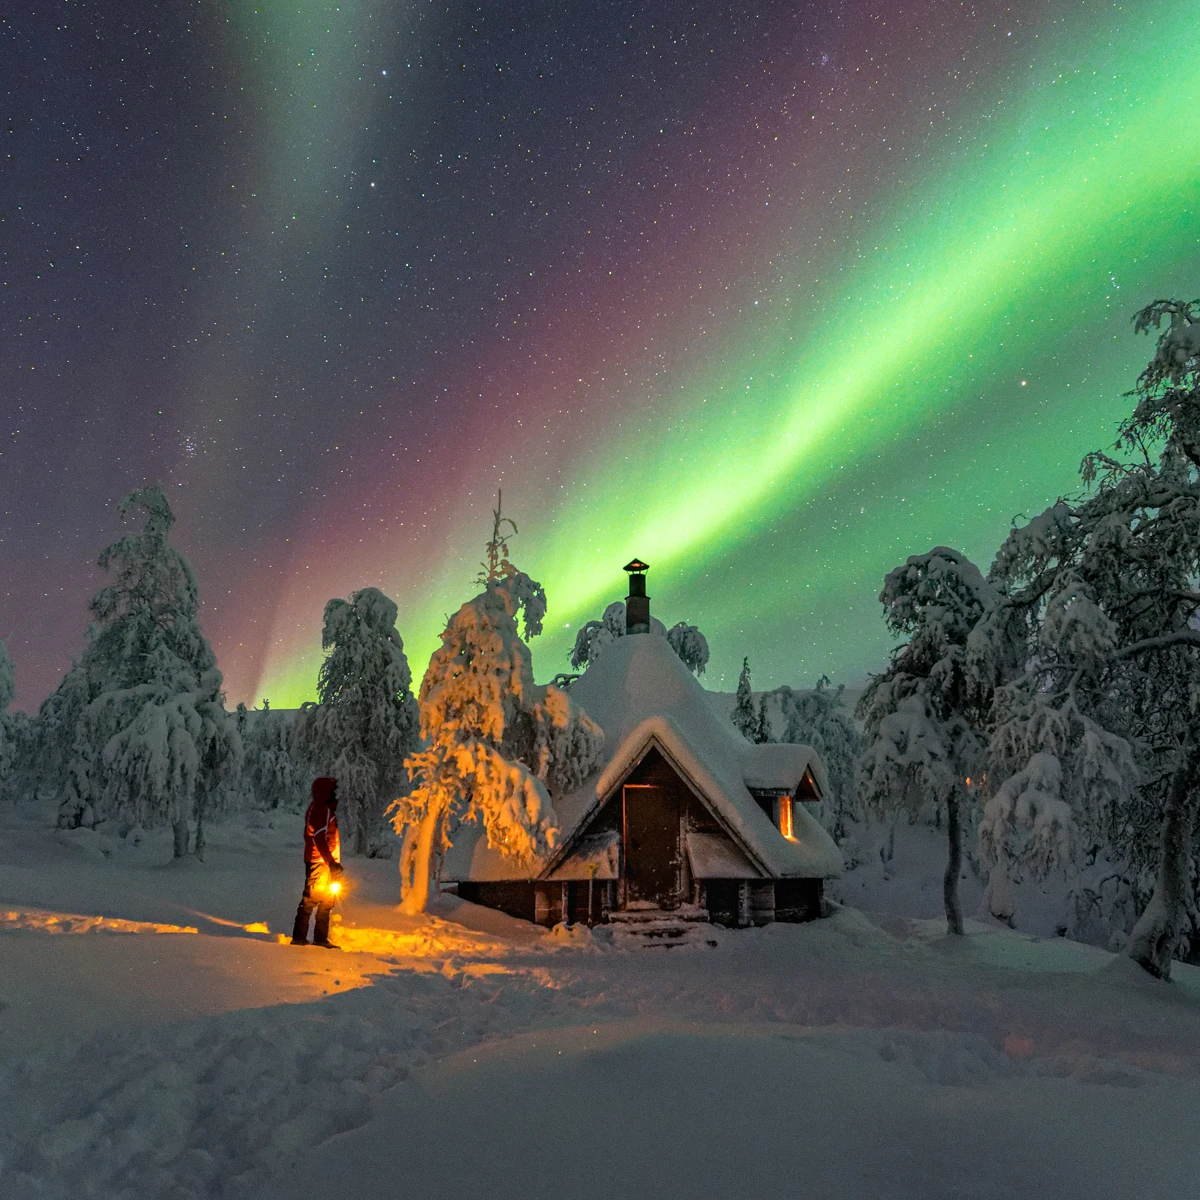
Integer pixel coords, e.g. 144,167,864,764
0,968,564,1200
0,909,199,936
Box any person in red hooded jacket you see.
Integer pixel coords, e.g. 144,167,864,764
291,777,345,948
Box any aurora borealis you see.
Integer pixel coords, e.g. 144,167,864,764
3,2,1199,712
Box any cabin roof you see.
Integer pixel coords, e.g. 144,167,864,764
442,633,844,883
742,742,830,795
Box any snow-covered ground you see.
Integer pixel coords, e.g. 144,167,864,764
3,800,1200,1199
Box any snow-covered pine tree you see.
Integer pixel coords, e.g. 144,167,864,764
31,666,92,815
753,694,772,744
232,702,252,806
294,588,418,855
569,602,629,670
975,752,1073,927
666,622,710,675
976,503,1134,931
773,677,863,841
984,298,1200,977
569,603,710,675
393,497,603,913
858,548,998,935
0,710,32,805
731,657,757,741
0,641,33,806
32,484,240,856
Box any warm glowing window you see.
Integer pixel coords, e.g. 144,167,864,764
779,796,795,840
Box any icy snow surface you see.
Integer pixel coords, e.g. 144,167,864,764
3,800,1200,1199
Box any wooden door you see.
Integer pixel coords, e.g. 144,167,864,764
623,784,680,906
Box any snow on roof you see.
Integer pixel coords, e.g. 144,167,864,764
444,633,843,882
546,829,620,881
742,742,831,797
442,822,545,882
686,830,760,879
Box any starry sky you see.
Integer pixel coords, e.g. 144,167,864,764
3,1,1199,713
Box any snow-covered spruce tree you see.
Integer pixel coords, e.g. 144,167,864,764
393,499,603,913
235,699,310,811
754,694,772,744
858,548,999,935
975,504,1134,931
666,621,710,676
30,665,91,813
34,484,240,857
731,657,758,741
985,299,1200,977
0,641,34,805
569,601,628,670
294,588,418,855
773,677,863,842
975,753,1073,927
1,712,32,805
569,602,709,675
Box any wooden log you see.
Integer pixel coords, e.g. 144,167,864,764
750,882,775,926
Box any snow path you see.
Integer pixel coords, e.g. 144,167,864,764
0,926,388,1055
1,956,572,1200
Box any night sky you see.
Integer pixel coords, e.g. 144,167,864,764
3,1,1198,713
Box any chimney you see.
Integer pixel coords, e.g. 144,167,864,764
623,559,650,634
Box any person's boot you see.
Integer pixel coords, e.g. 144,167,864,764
312,905,338,949
290,907,310,946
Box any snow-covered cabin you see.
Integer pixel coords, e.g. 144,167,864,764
446,570,842,929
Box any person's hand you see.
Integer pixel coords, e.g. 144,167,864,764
331,861,345,876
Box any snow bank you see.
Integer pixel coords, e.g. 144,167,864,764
264,1021,1200,1200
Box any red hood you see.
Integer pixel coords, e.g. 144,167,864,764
311,776,337,807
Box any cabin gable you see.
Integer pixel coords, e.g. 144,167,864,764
545,737,772,878
522,744,794,927
457,737,832,929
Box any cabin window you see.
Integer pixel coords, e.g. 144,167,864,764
778,796,795,840
796,769,822,802
751,792,775,821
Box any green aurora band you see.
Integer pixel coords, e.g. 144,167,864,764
260,0,1200,702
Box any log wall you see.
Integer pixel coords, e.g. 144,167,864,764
457,881,536,923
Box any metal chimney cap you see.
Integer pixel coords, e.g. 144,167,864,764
623,558,650,574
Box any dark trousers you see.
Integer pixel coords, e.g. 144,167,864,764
292,860,334,943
